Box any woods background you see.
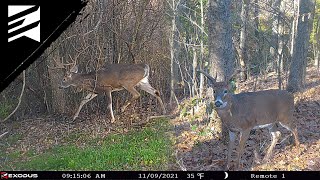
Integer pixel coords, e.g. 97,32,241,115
1,0,319,120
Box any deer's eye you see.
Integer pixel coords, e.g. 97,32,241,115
213,90,216,94
224,90,228,94
63,78,66,81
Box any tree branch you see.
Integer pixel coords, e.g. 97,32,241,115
1,71,26,122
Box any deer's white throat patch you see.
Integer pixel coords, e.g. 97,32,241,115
220,101,227,108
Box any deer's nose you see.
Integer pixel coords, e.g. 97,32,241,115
215,101,223,107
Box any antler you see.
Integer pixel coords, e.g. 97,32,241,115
197,70,217,84
47,57,74,70
68,54,78,70
124,41,135,63
227,69,241,82
64,45,89,71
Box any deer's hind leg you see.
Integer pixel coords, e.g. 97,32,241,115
279,117,300,146
121,86,140,112
263,124,281,162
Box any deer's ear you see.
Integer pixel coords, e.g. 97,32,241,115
228,80,236,93
227,69,240,82
197,70,217,84
70,65,78,73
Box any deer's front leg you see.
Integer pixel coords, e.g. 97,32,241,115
236,129,250,170
106,90,115,123
74,93,97,120
226,130,236,170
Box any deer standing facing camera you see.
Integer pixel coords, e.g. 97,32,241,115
198,70,300,170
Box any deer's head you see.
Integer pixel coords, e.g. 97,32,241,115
198,70,236,109
59,65,79,89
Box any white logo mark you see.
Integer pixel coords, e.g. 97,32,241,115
8,5,40,42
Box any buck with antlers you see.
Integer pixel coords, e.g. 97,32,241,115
198,70,300,170
59,63,166,123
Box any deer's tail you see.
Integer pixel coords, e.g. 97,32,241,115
144,64,150,78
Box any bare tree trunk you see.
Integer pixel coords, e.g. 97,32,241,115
314,8,320,70
277,0,285,89
287,0,315,92
239,0,250,81
254,0,264,75
169,0,176,105
192,47,197,97
254,0,259,37
112,0,118,64
207,0,235,81
316,29,320,69
315,42,320,68
47,44,66,113
290,0,299,57
207,0,235,142
199,0,205,97
271,0,281,72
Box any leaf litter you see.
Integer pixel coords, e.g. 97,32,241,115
171,67,320,171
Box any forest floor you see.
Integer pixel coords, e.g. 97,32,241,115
0,109,174,170
170,66,320,171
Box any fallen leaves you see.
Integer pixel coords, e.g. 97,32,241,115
172,67,320,171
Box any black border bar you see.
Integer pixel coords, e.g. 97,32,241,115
0,171,319,180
